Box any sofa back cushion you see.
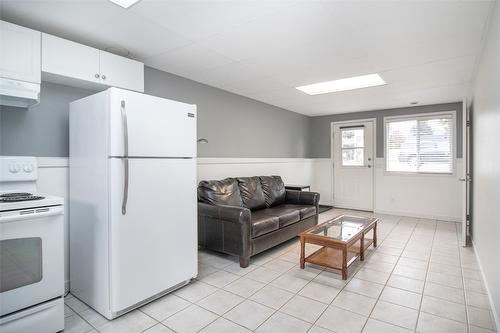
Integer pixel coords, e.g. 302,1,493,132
237,177,266,211
198,178,243,207
260,176,286,207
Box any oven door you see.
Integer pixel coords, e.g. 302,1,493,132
0,206,64,317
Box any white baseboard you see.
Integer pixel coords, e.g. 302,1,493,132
471,239,500,331
374,209,461,222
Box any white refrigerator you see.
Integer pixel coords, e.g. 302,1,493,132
69,87,198,319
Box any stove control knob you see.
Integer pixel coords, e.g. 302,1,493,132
9,163,20,173
23,164,33,173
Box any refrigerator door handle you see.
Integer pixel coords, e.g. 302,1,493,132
121,100,129,215
122,157,129,215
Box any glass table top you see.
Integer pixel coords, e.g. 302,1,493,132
306,215,376,242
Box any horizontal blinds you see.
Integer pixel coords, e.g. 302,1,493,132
386,114,453,173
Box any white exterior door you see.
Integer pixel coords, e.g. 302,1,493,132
108,88,197,158
109,157,197,312
333,120,375,211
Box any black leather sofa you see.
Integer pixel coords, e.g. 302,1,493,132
197,176,320,267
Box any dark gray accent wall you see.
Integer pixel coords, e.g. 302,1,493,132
0,82,94,157
0,66,310,158
309,102,463,158
144,67,310,158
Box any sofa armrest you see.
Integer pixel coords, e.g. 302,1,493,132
285,190,320,207
198,202,252,264
198,202,251,224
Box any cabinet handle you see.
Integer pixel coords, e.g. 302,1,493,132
102,75,106,80
95,73,100,78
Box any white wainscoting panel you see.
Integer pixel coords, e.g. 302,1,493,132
35,155,463,291
374,158,463,221
311,158,463,221
197,157,314,186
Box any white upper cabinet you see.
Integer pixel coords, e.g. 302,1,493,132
99,51,144,92
41,33,144,92
42,33,100,84
0,21,41,84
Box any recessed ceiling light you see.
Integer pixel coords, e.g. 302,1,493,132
296,74,386,95
108,0,141,8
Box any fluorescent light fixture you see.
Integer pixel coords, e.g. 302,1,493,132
108,0,141,8
296,73,386,95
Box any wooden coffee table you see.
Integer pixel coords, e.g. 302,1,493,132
300,215,378,279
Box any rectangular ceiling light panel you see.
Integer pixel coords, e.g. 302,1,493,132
108,0,141,8
296,74,386,95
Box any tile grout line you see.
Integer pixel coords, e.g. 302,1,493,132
413,218,438,333
457,221,472,333
358,216,422,332
306,215,404,332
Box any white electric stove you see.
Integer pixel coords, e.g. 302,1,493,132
0,156,64,333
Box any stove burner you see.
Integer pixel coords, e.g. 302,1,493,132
0,192,32,197
0,193,45,202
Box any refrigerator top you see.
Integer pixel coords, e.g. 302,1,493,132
108,88,197,158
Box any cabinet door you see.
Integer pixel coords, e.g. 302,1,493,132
99,51,144,92
0,21,41,83
42,33,100,84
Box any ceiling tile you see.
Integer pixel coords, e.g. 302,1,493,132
0,0,192,59
144,44,236,77
131,0,292,41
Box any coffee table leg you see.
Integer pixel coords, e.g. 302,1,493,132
360,233,365,261
300,236,305,269
342,246,347,280
373,222,378,247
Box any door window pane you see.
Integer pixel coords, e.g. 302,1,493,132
341,127,364,166
0,238,42,292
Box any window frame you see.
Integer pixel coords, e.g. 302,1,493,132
384,111,456,176
340,126,366,167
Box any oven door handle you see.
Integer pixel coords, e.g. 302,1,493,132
0,206,64,223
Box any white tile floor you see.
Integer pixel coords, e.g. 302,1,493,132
64,208,498,333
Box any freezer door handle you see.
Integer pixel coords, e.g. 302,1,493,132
121,100,129,215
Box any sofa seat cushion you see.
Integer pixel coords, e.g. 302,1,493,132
251,210,279,238
264,206,301,228
237,177,266,211
284,204,317,219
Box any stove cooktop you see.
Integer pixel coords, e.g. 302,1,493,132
0,192,45,202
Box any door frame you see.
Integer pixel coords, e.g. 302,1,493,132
461,99,471,247
330,118,377,211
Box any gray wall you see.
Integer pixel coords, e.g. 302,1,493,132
0,66,310,158
0,82,94,157
309,102,463,158
471,2,500,327
145,67,309,158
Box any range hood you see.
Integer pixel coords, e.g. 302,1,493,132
0,77,40,108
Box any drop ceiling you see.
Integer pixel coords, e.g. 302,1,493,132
0,0,493,116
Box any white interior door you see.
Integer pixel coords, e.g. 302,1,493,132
109,157,197,312
461,102,471,246
333,120,374,211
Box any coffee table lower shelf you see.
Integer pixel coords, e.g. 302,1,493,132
303,238,374,275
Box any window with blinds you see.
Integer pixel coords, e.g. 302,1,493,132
385,113,454,173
